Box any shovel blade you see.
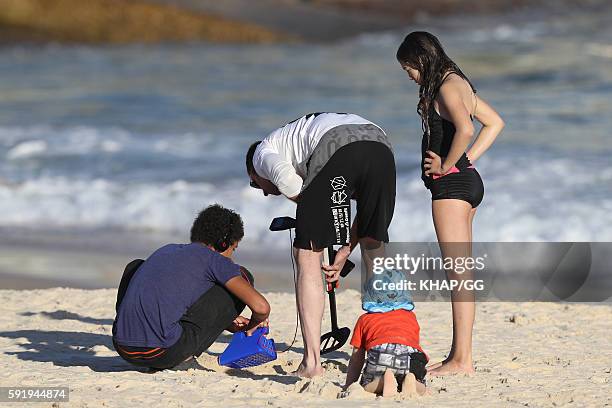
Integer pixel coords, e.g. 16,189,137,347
320,327,351,355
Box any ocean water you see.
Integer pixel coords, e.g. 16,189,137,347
1,7,611,249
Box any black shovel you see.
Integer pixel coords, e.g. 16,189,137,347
320,246,351,355
268,217,353,355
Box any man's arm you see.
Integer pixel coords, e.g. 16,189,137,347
257,150,303,199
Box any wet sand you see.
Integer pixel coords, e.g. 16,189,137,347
0,228,361,291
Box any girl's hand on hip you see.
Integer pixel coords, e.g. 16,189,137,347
424,150,444,176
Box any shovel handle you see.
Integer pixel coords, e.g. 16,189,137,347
326,281,339,292
323,246,340,331
323,247,340,292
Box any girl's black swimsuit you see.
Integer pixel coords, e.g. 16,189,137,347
421,104,484,208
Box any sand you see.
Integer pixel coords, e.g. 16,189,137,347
0,288,610,407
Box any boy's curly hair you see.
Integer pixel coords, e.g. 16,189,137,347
190,204,244,247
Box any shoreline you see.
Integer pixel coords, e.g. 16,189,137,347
2,228,611,303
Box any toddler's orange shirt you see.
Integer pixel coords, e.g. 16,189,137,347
350,309,424,355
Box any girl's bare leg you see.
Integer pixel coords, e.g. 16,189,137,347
427,199,476,376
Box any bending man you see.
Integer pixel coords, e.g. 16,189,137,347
246,112,396,377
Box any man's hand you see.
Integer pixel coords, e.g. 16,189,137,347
321,246,350,283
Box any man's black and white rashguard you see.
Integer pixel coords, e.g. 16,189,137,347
253,112,396,250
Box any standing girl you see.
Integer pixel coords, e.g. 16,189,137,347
396,31,504,376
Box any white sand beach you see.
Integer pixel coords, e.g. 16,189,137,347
0,288,610,407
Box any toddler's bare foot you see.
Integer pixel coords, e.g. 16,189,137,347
381,369,398,397
401,373,417,396
400,373,428,396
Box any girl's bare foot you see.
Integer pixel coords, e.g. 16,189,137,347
381,369,398,397
428,359,475,376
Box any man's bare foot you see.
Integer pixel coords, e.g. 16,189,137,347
426,360,444,371
381,369,398,397
293,362,325,378
428,359,475,376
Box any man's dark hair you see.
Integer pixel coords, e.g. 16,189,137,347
246,141,262,175
190,204,244,247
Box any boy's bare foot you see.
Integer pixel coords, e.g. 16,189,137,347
293,362,325,378
401,373,417,396
400,373,428,396
428,359,475,376
381,369,398,397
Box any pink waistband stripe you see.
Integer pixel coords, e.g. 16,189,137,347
432,165,475,180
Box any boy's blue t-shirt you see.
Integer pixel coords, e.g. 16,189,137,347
114,243,241,348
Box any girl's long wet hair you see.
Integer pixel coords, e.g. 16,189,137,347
396,31,476,140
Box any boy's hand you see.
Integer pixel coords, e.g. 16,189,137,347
345,347,366,389
233,316,250,327
246,318,269,336
226,316,250,333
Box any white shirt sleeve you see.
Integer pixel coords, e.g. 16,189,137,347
253,145,303,198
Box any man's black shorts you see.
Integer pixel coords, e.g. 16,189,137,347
293,141,396,250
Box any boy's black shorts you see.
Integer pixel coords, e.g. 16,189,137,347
293,141,396,250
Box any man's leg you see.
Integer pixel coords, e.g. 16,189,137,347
294,247,325,378
359,237,385,281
